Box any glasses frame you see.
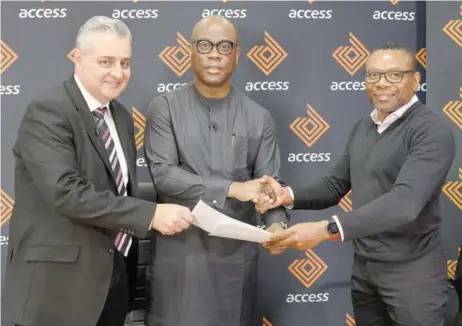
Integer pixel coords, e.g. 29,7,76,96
192,39,236,55
364,70,415,84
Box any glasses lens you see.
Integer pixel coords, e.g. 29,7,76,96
386,71,404,83
217,41,233,55
197,40,212,54
365,72,380,83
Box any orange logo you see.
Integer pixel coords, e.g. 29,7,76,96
67,47,77,63
288,249,328,288
390,0,400,5
339,190,352,212
159,32,191,77
442,168,462,210
262,317,273,326
442,5,462,47
132,107,146,151
290,104,329,147
447,248,460,279
442,87,462,130
346,313,356,326
0,41,19,74
1,189,14,227
415,48,427,69
247,32,287,76
333,33,370,76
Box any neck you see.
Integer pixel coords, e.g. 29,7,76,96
194,79,231,99
377,111,390,123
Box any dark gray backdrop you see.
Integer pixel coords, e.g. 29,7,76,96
1,1,460,325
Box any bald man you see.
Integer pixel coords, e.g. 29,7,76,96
143,16,289,326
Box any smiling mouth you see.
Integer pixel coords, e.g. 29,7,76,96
104,81,121,87
374,93,396,101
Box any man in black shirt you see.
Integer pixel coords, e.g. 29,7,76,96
259,42,456,326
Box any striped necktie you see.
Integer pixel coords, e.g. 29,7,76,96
93,106,132,256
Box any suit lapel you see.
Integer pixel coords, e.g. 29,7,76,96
63,76,117,187
110,102,137,192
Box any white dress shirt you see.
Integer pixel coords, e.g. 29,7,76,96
74,74,129,195
287,95,419,241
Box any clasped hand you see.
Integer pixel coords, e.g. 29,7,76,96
263,221,330,253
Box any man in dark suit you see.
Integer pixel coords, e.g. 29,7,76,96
1,16,194,326
257,42,455,326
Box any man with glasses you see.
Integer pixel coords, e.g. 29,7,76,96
256,41,455,326
143,16,288,326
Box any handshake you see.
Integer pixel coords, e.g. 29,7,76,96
151,175,289,236
227,175,293,213
151,176,333,255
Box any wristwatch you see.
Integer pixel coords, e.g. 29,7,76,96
327,218,340,241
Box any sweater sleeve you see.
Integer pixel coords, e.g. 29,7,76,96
335,118,455,241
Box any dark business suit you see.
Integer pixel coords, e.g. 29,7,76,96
1,76,156,326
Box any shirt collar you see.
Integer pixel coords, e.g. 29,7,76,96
370,94,419,125
74,74,110,113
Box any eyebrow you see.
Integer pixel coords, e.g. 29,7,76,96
98,56,131,61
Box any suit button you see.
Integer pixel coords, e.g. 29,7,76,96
108,248,114,255
213,200,218,204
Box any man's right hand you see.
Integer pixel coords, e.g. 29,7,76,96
228,180,274,204
151,204,195,235
255,175,293,213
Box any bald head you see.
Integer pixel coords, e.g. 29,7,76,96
191,16,238,43
190,15,241,96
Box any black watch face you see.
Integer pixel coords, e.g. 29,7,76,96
328,222,339,234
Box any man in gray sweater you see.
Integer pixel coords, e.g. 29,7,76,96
260,41,456,326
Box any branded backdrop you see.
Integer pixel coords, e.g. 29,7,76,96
426,1,462,323
0,1,460,325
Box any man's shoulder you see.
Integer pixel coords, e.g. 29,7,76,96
396,102,455,152
408,102,453,132
233,87,272,118
31,80,69,108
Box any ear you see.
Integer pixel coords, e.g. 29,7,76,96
236,47,241,65
413,71,421,92
73,48,82,65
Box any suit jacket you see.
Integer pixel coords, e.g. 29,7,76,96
1,76,156,326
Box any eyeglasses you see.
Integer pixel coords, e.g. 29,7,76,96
192,39,235,55
364,70,415,84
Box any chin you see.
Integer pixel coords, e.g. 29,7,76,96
376,105,399,113
102,90,121,100
204,79,227,87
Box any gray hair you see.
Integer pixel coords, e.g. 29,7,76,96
76,16,132,52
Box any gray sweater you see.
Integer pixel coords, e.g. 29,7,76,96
292,101,456,262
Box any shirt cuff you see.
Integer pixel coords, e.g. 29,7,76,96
331,215,344,242
204,178,233,210
284,186,294,209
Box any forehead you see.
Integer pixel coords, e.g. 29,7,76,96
366,49,413,70
85,32,131,57
195,23,237,42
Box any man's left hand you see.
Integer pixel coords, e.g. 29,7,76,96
264,222,287,255
263,221,330,251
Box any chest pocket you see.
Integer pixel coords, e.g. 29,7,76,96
227,134,249,176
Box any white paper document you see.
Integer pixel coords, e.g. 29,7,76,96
191,200,272,243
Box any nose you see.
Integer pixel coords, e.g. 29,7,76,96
376,74,392,87
110,64,124,79
207,45,221,59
